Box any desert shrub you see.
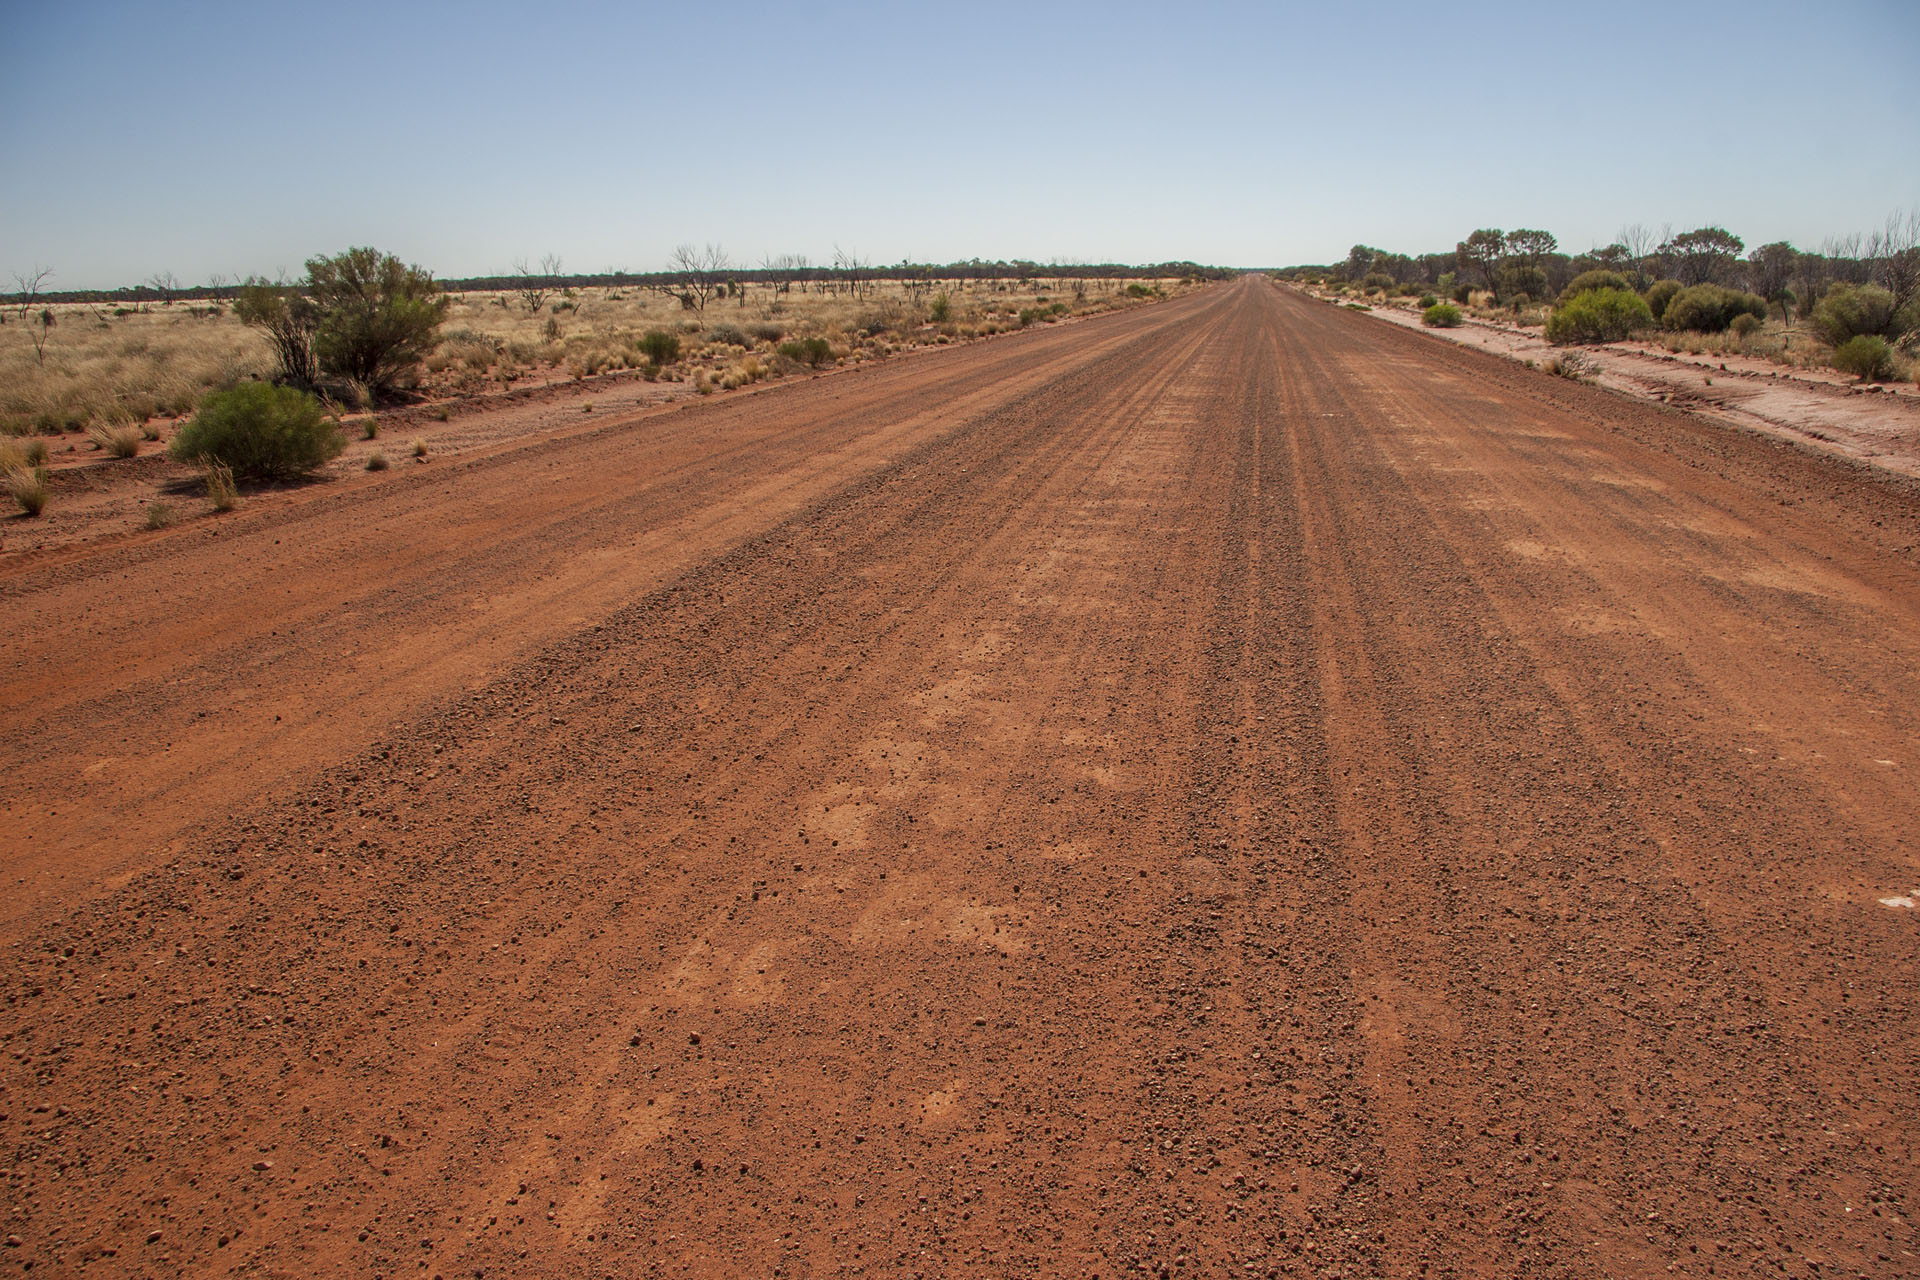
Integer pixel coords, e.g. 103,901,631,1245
1125,283,1155,299
1832,335,1894,381
1557,270,1634,305
168,382,343,480
1729,313,1763,338
306,247,449,396
366,449,389,471
1361,272,1395,293
410,438,428,458
1495,265,1548,303
5,466,50,517
1422,302,1463,327
144,500,176,530
234,280,320,388
1643,279,1683,322
1450,281,1473,304
929,291,952,323
638,330,681,365
705,323,750,348
746,322,785,344
1809,283,1898,346
777,337,833,367
1662,284,1766,333
1544,288,1653,344
1417,294,1438,309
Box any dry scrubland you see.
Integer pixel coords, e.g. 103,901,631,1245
1325,285,1917,382
0,276,1185,441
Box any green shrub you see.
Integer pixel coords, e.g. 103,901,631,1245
305,247,448,397
746,322,785,344
1125,283,1155,299
1557,270,1634,306
1422,302,1463,327
1417,294,1438,309
1810,283,1898,346
1361,272,1395,293
705,324,751,348
929,291,952,323
1495,264,1548,303
1832,335,1894,381
1544,288,1654,344
777,337,833,367
1662,284,1767,333
168,382,343,480
638,330,681,364
1450,281,1473,304
1644,279,1683,321
1729,313,1763,338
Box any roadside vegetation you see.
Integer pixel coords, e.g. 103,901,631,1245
1281,212,1920,384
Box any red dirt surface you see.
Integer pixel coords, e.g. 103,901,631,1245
3,279,1918,1278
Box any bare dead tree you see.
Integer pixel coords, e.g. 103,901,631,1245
11,265,51,319
511,253,563,313
147,270,180,306
1867,207,1920,311
667,243,730,313
832,245,870,298
206,272,233,303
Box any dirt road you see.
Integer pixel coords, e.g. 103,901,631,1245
3,279,1917,1278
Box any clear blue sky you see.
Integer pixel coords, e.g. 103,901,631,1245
4,0,1917,289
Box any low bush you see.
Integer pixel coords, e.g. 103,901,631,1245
1832,334,1894,381
1417,294,1438,309
168,382,343,480
1422,302,1463,327
777,337,833,367
1450,282,1473,304
1729,313,1763,338
1662,284,1767,333
1644,279,1683,322
366,449,389,471
1556,270,1634,305
1810,283,1898,346
1124,283,1156,299
746,322,785,344
1544,288,1653,344
144,500,176,530
705,324,751,348
638,330,681,365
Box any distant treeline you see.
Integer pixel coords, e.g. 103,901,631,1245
1275,216,1919,322
10,258,1232,308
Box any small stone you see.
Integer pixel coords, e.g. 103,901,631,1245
147,1231,163,1245
252,1159,273,1171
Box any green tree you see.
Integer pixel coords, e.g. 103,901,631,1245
1457,229,1505,292
306,247,449,397
1747,242,1798,321
1663,227,1745,285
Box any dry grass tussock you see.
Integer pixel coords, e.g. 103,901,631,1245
0,303,269,436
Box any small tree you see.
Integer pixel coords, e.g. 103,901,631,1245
146,271,180,306
512,253,563,314
11,265,51,320
667,243,730,314
234,278,320,388
306,247,448,397
28,307,54,366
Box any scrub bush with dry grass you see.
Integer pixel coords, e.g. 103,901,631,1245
1832,335,1895,381
87,422,142,458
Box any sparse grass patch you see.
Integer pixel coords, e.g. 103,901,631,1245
144,500,176,530
6,466,51,517
201,458,238,511
87,423,143,458
410,438,428,459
